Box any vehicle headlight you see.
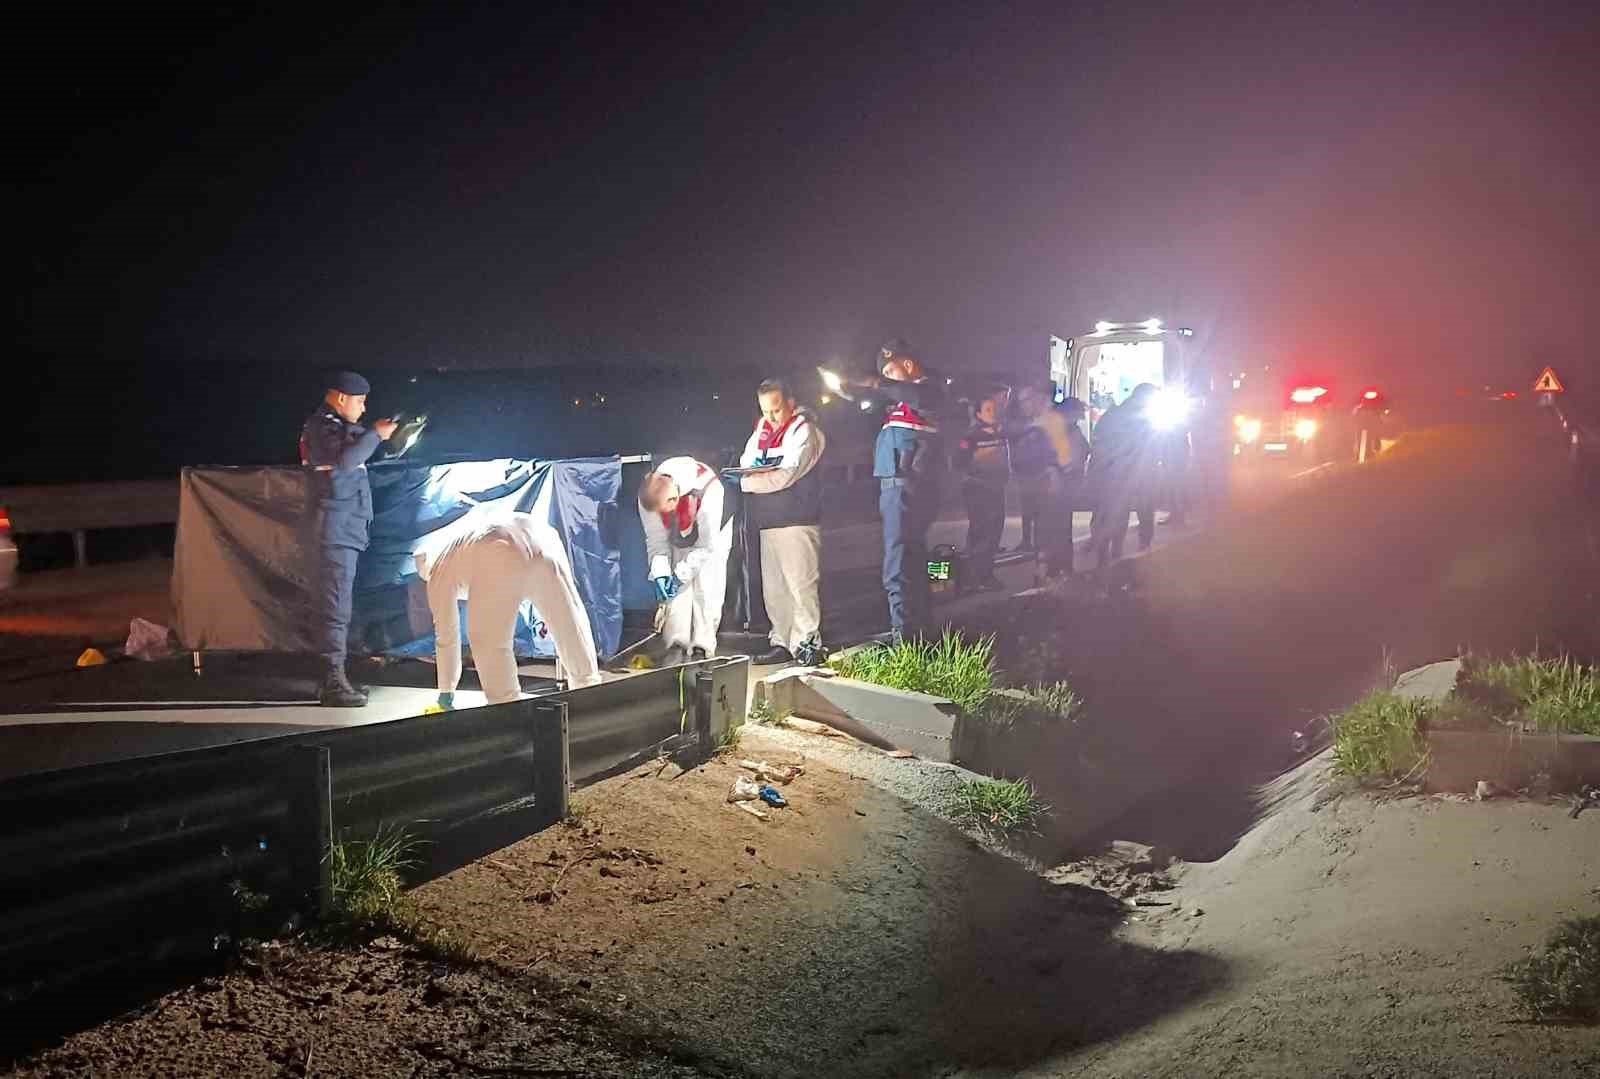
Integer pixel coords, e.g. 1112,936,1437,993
1234,416,1262,444
1294,418,1318,441
1147,387,1191,430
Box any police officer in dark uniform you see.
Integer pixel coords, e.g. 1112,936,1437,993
838,340,947,643
300,371,396,707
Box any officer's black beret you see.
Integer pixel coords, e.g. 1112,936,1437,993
327,370,371,395
879,338,914,361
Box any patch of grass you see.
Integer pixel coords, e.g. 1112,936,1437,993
323,824,479,964
831,633,997,716
1020,680,1083,724
747,698,778,726
1329,690,1431,782
974,680,1084,731
1428,694,1499,730
716,723,743,754
1505,914,1600,1022
950,778,1048,835
328,824,418,926
1462,655,1600,735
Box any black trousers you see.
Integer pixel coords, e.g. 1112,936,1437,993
310,544,361,674
1089,478,1153,566
962,483,1005,582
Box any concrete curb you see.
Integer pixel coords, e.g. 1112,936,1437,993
1426,728,1600,793
1391,658,1600,792
755,670,960,762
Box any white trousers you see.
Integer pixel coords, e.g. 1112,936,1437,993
662,549,727,655
760,525,821,652
428,537,602,704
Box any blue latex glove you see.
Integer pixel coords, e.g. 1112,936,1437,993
437,691,455,710
653,576,680,603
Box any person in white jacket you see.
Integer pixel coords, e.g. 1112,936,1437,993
638,456,733,663
738,378,826,665
415,511,603,708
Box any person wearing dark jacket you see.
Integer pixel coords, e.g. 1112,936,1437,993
1057,396,1092,565
1012,387,1086,577
954,389,1010,590
299,371,396,706
837,340,947,642
1087,383,1157,567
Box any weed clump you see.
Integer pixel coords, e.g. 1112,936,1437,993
950,778,1048,835
1505,914,1600,1022
1461,655,1600,736
831,633,997,716
1329,690,1431,782
324,824,477,964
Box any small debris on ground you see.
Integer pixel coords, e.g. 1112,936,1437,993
737,758,804,784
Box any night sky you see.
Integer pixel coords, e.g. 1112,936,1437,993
17,2,1600,430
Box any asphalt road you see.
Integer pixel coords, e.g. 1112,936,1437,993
0,456,1325,780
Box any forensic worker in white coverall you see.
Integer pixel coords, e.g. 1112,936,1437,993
738,377,826,666
638,456,733,665
415,512,603,708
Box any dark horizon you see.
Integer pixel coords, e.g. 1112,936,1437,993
16,3,1600,439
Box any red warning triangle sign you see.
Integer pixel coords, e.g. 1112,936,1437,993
1532,366,1565,394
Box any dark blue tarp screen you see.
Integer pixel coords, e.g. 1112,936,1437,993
174,457,623,659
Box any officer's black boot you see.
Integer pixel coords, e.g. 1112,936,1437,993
319,666,367,708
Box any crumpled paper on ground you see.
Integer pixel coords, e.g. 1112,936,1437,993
125,617,174,661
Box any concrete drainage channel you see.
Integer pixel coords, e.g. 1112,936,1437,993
751,662,1137,855
752,650,1600,868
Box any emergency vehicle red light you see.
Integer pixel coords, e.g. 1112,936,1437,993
1362,390,1379,400
1501,391,1518,399
1290,386,1328,404
0,509,10,532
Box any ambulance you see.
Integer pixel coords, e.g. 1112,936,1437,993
1048,319,1197,437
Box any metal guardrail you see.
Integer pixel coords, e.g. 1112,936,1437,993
0,480,181,568
0,481,181,534
0,657,747,1005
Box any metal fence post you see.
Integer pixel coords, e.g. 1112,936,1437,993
531,700,570,824
290,745,333,917
694,669,715,757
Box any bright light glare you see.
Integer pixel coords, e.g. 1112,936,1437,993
1234,416,1262,443
1290,386,1328,404
819,393,833,405
859,400,874,412
1147,387,1191,430
1362,389,1379,400
1093,320,1113,335
818,368,844,394
1294,418,1319,441
1143,317,1163,335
